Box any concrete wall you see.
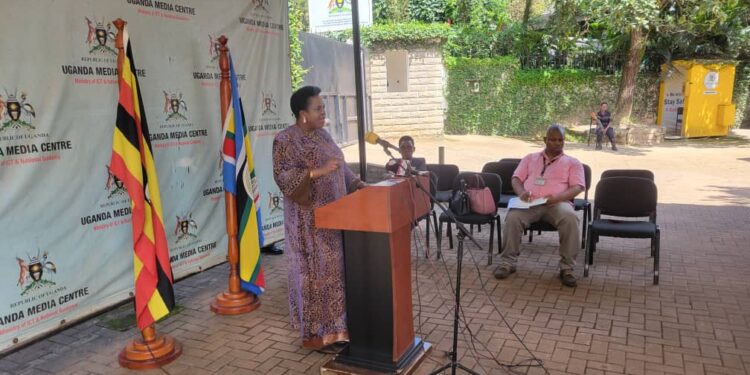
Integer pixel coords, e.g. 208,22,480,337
367,47,445,137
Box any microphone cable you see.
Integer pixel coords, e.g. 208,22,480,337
407,177,549,374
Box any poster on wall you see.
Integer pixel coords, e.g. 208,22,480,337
0,0,291,353
308,0,372,33
660,65,687,135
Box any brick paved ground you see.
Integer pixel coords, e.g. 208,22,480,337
2,132,750,374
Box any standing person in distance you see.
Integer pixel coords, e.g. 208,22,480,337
272,86,365,353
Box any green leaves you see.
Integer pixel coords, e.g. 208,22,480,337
288,0,308,90
445,57,661,136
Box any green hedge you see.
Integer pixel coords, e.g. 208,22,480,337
327,22,451,50
445,56,661,136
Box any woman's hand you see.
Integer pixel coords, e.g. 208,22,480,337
355,180,367,190
310,158,340,179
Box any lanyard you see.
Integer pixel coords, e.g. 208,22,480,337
541,155,560,177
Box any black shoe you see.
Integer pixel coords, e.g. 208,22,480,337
493,265,516,279
611,145,618,151
315,341,348,354
559,270,577,287
595,144,602,150
261,243,283,255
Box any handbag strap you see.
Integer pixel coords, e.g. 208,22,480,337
469,174,486,189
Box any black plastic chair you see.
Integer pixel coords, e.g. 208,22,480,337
584,176,660,284
437,172,502,265
426,164,459,204
601,169,654,181
527,164,592,248
483,160,519,208
416,171,439,257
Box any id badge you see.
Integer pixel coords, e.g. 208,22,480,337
534,177,546,186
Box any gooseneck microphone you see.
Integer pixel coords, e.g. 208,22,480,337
365,132,400,153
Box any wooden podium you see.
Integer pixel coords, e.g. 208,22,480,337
315,177,432,374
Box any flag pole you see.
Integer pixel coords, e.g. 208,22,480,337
113,18,182,369
210,36,261,315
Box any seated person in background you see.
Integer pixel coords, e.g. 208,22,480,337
494,124,585,287
385,136,426,176
593,102,617,151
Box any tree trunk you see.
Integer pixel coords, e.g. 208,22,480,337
522,0,533,30
741,88,750,129
614,28,647,127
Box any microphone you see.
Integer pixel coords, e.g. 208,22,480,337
365,132,400,153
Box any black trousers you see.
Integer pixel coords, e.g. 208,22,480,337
596,126,616,146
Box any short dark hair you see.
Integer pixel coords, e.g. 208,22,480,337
398,135,415,147
290,86,321,119
547,124,566,137
600,102,608,106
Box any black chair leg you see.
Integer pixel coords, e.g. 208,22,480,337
496,216,502,255
448,222,454,249
528,229,534,243
478,224,481,233
581,208,589,249
425,215,431,258
653,228,660,285
488,221,495,266
584,228,593,277
437,220,443,259
432,211,439,242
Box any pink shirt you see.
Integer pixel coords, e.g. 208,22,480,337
513,150,585,200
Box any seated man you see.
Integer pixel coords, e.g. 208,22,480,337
494,124,585,287
385,136,426,176
593,102,617,151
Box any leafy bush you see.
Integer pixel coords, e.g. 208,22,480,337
445,56,660,136
288,0,307,89
409,0,450,23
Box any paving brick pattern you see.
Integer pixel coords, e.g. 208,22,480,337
2,134,750,374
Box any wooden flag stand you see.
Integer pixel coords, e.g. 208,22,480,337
113,19,182,369
210,36,261,315
119,325,182,369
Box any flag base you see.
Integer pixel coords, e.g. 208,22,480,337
210,290,260,315
118,330,182,369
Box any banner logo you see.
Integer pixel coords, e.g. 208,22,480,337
268,192,283,214
174,213,198,243
16,250,57,296
106,165,127,198
0,90,36,131
328,0,350,13
85,17,117,55
208,34,220,62
261,92,277,117
252,0,270,13
163,91,188,121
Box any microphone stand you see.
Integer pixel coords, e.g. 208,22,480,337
404,162,481,375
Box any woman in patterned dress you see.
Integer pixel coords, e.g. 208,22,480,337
272,86,364,352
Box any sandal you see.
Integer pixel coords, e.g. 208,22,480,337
315,341,348,354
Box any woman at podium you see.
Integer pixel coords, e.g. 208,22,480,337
272,86,364,353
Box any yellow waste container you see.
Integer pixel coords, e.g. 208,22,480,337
657,60,737,138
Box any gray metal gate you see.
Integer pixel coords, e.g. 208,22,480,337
300,32,372,146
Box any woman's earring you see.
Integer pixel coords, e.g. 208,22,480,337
302,116,307,124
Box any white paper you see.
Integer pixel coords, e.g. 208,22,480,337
508,197,548,209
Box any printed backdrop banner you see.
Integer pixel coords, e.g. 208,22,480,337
0,0,291,352
308,0,372,33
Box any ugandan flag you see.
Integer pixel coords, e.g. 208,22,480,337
221,55,265,296
110,27,175,330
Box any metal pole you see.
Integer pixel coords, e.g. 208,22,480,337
439,146,445,165
351,0,367,181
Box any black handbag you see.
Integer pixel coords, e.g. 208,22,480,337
449,179,471,216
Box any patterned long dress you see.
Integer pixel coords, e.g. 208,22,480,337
272,125,358,349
